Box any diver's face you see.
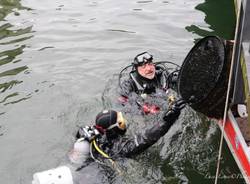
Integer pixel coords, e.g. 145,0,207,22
116,112,126,130
106,112,127,139
106,112,126,131
137,62,156,79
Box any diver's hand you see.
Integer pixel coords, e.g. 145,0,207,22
163,99,186,122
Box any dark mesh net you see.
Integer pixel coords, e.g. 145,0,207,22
178,36,225,103
178,36,230,119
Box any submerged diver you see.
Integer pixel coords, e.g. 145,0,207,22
32,99,186,184
119,52,180,114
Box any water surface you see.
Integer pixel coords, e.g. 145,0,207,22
0,0,242,183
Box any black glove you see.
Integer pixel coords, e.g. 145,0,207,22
163,99,186,122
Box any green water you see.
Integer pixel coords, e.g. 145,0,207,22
186,0,236,40
0,0,244,183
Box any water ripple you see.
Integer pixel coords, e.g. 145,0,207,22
0,0,239,184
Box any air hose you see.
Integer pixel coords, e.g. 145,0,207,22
91,139,123,175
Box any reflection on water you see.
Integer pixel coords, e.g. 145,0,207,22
0,26,33,45
0,44,24,66
185,0,236,40
0,0,244,184
0,0,32,109
0,0,31,20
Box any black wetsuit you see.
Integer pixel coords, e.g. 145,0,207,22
90,108,180,159
120,65,178,97
74,100,185,184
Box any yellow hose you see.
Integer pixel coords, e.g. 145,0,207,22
92,139,122,175
93,139,111,159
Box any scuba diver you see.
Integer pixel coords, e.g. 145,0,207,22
32,98,186,184
75,100,184,159
118,52,180,114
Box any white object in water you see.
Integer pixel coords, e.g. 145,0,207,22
69,138,90,164
32,166,73,184
237,104,248,118
140,93,147,99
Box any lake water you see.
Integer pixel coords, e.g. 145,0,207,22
0,0,243,183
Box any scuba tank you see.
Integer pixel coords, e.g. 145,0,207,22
32,126,99,184
32,140,90,184
68,138,90,164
